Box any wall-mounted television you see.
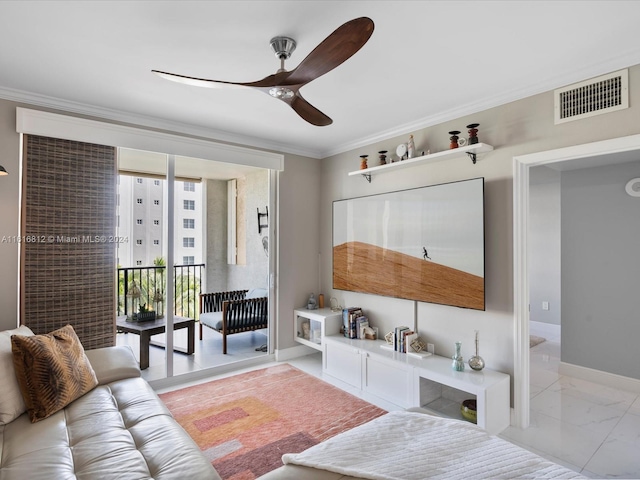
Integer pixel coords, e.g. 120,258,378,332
333,177,485,310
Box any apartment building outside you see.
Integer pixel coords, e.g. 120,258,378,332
116,175,203,268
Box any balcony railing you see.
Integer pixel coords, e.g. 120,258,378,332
118,264,204,319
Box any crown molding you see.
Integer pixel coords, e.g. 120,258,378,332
320,51,640,158
0,86,323,159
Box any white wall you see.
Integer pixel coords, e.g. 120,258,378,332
561,160,640,379
319,64,640,401
529,166,562,325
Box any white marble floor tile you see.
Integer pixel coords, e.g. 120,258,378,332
606,411,640,447
628,396,640,416
583,437,640,479
546,376,638,412
530,389,625,435
530,365,562,389
500,410,609,468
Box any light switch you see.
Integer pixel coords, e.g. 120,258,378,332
542,301,549,311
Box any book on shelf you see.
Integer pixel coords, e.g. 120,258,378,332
356,316,369,339
342,307,363,339
394,326,411,352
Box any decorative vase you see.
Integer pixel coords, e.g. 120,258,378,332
359,154,368,170
452,341,465,371
468,330,485,371
467,123,480,145
407,135,416,159
378,150,387,165
449,131,461,149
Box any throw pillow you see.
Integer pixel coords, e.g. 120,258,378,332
0,325,34,425
11,324,98,423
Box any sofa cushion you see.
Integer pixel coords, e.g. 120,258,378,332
0,325,34,425
11,324,98,423
0,375,221,480
200,311,223,330
246,288,268,299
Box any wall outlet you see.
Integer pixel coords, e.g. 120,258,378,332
542,301,549,311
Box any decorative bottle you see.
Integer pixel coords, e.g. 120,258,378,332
468,330,485,371
452,341,465,371
407,135,415,159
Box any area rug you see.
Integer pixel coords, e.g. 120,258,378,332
530,335,546,348
159,363,387,480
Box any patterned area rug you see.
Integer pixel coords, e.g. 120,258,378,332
530,335,546,348
159,364,386,480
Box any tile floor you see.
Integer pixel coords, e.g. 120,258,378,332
116,326,269,382
150,327,640,479
499,327,640,479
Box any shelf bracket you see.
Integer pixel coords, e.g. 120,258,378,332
466,152,478,164
361,173,372,183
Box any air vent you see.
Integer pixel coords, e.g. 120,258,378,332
554,69,628,124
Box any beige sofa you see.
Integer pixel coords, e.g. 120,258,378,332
0,331,220,480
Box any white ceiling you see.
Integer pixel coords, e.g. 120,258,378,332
1,1,640,159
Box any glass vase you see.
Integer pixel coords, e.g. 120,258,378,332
452,341,465,371
468,330,485,371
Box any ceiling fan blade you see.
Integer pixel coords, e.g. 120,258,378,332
152,70,249,89
283,17,374,86
285,92,332,126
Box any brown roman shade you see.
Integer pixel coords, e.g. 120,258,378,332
21,135,117,349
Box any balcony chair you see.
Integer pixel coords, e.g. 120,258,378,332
199,288,268,354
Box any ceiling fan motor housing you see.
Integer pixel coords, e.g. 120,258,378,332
270,36,296,59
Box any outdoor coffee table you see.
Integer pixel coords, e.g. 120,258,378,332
116,316,195,370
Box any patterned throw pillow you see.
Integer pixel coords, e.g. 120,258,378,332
11,324,98,423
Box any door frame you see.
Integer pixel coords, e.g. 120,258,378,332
513,133,640,428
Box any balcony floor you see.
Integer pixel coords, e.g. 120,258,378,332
115,324,269,382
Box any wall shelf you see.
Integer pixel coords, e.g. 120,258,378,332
348,143,494,183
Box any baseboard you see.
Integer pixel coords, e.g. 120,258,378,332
559,361,640,393
275,344,317,362
529,320,561,339
149,354,275,391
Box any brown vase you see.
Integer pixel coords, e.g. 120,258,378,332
449,131,460,149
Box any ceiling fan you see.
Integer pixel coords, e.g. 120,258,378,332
152,17,374,127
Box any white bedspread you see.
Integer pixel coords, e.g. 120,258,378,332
282,411,585,480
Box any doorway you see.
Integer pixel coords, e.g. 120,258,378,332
513,133,640,428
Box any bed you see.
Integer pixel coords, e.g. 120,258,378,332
258,410,585,480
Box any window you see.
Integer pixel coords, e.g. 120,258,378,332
183,237,194,248
136,198,143,204
183,218,195,229
136,239,142,245
136,260,142,265
184,200,195,210
153,220,159,226
154,180,160,186
154,200,160,206
136,219,142,225
136,178,143,184
184,182,195,192
153,240,159,245
183,256,194,265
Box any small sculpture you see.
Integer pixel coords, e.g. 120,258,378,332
467,123,480,145
449,131,461,149
410,337,426,353
301,321,310,340
407,135,416,159
359,154,368,170
307,293,318,310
